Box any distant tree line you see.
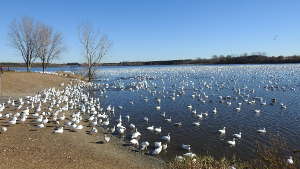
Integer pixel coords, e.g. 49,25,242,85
100,53,300,66
195,53,300,64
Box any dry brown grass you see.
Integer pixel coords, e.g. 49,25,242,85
167,137,300,169
0,71,72,97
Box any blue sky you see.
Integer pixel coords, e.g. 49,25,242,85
0,0,300,63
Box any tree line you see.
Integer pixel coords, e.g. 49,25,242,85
97,54,300,66
7,17,111,81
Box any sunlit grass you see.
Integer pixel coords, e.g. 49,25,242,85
167,137,300,169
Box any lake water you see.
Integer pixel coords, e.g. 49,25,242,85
12,64,300,161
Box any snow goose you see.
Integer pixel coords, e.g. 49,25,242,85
218,127,226,134
227,138,236,146
53,127,64,134
233,132,242,139
161,133,171,142
181,144,191,151
257,128,266,133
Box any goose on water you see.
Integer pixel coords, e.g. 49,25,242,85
154,127,162,133
144,117,149,123
218,127,226,134
183,152,196,158
129,123,135,129
192,121,200,126
227,138,236,146
162,143,168,151
233,132,242,139
181,144,191,151
147,126,154,131
287,156,293,164
165,117,172,123
154,141,162,148
257,128,266,133
213,107,217,113
161,133,171,142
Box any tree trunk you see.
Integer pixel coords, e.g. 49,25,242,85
88,67,92,82
26,61,30,72
42,61,45,73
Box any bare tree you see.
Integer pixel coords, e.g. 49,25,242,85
36,23,64,73
79,24,111,81
8,17,38,72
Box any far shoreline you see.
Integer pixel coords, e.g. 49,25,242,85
1,54,300,68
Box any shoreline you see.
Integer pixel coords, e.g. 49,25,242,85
0,72,164,169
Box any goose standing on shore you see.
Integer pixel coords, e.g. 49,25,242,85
53,127,64,134
104,134,111,143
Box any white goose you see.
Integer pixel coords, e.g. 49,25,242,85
90,127,98,134
8,117,17,125
154,141,162,148
130,138,139,146
233,132,242,139
151,145,162,155
104,134,111,143
165,117,172,123
154,127,162,133
192,121,200,126
144,117,149,123
146,126,154,131
117,126,126,134
183,152,196,158
53,127,64,134
218,127,226,134
181,144,191,151
140,141,150,151
161,133,171,142
0,127,7,133
162,143,168,151
287,156,293,164
37,123,45,128
212,107,217,113
257,128,266,133
227,138,236,146
131,128,141,139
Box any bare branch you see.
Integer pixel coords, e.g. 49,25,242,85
36,23,64,72
8,17,37,71
79,24,111,81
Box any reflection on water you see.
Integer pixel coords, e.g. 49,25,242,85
96,64,300,161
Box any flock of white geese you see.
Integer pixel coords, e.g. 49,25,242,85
0,71,296,165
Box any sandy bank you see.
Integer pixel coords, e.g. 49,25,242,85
0,72,164,169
